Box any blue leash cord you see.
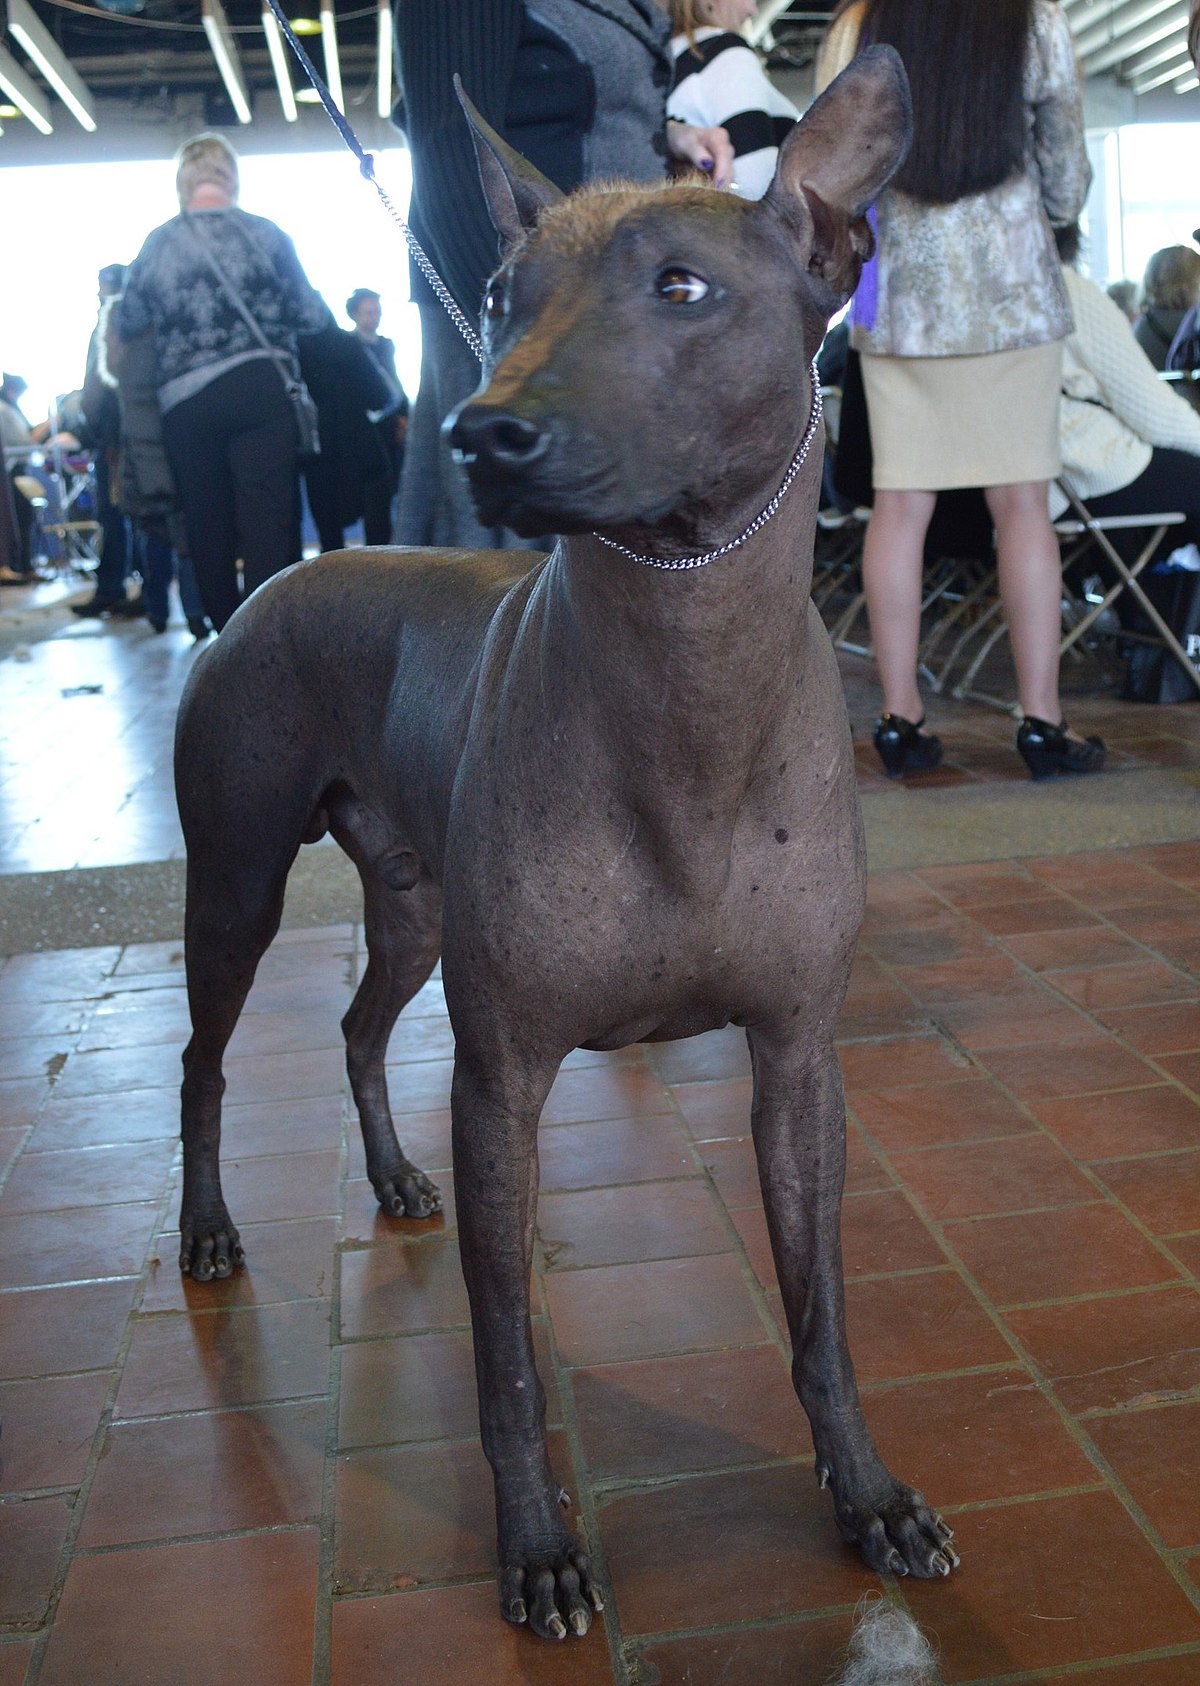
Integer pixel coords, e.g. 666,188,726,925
260,0,484,361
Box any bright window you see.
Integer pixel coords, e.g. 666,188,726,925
1083,122,1199,296
0,146,418,424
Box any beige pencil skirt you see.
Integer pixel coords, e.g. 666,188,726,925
860,340,1063,491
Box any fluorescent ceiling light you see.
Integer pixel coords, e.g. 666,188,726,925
288,1,321,35
376,0,391,118
320,0,343,113
262,4,297,121
202,0,252,125
6,0,96,131
0,43,53,133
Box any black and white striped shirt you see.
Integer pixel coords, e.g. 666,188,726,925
668,28,798,200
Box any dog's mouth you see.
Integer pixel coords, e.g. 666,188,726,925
447,405,687,538
465,466,686,540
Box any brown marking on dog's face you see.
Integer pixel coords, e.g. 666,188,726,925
448,50,911,541
456,185,814,537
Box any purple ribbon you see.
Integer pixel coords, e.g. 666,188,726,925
851,204,879,334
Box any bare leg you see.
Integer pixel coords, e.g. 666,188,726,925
985,480,1062,722
342,869,444,1218
862,489,937,720
452,1047,602,1640
746,1022,957,1577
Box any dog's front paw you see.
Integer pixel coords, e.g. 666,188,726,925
498,1534,603,1640
371,1158,442,1220
179,1208,244,1280
825,1467,959,1579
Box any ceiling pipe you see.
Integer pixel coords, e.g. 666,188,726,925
1115,21,1195,75
1080,2,1189,73
1072,0,1179,55
1130,44,1194,87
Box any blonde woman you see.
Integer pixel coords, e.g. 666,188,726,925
818,0,1103,781
667,0,798,200
119,134,330,630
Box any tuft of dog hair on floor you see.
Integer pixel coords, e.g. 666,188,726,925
828,1598,939,1685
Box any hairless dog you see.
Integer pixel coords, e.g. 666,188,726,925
174,47,958,1642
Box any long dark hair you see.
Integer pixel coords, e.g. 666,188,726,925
857,0,1035,205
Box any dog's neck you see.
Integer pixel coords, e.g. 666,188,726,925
590,367,824,572
543,446,821,778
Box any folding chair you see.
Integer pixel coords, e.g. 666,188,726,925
1052,477,1197,699
33,443,103,576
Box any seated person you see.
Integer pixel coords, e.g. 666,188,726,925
1133,245,1200,371
1053,223,1200,538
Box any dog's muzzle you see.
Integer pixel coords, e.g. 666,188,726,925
446,405,551,477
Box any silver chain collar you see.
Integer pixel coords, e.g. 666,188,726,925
592,361,823,570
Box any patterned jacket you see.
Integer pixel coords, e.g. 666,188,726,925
119,208,329,412
816,1,1091,358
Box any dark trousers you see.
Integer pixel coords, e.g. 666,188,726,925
1082,447,1200,545
138,530,206,627
362,449,399,546
8,470,33,574
1065,448,1200,633
161,358,300,631
94,452,130,602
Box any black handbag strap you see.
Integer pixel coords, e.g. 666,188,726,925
182,213,296,394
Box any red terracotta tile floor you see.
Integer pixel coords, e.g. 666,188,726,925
1,842,1199,1683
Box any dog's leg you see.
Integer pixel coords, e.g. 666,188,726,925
451,1049,602,1641
746,1023,958,1579
179,854,290,1280
343,868,444,1219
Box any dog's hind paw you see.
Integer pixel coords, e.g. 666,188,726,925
499,1540,602,1641
179,1209,244,1281
835,1479,959,1580
371,1159,443,1221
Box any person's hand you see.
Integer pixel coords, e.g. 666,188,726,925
666,121,735,190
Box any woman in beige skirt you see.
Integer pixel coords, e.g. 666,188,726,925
817,0,1105,780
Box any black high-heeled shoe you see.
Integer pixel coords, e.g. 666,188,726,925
1016,716,1105,781
873,713,944,779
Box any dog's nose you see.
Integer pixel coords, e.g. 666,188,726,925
447,406,550,471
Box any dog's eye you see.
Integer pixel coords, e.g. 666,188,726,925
483,282,506,320
655,267,709,305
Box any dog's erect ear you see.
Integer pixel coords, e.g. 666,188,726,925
455,75,565,250
764,46,911,298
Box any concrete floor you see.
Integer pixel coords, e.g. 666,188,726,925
0,571,1198,1684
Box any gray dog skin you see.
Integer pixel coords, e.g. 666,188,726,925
174,48,957,1642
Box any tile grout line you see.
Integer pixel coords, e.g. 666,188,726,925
857,933,1200,1303
847,935,1200,1628
310,963,357,1686
21,942,184,1685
